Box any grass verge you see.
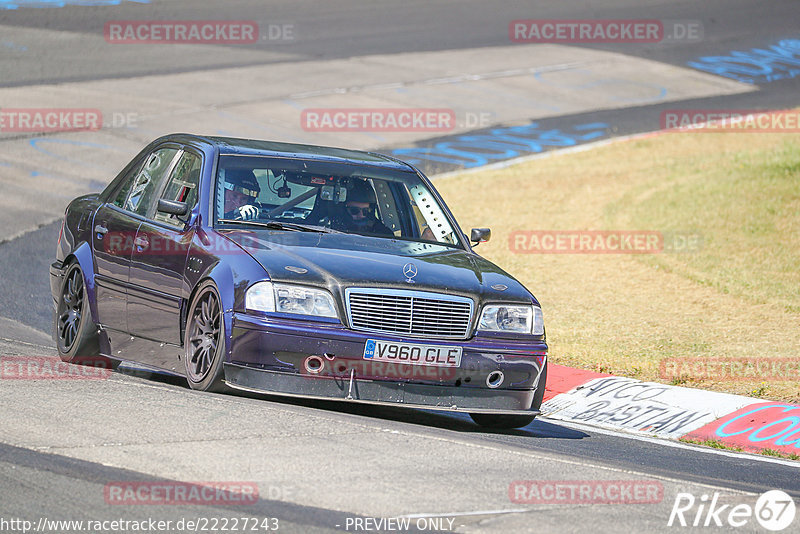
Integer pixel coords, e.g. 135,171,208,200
437,128,800,402
679,437,743,452
679,437,800,461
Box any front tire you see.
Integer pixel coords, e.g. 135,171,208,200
470,362,548,429
184,281,227,392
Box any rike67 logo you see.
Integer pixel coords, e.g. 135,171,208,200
668,490,795,531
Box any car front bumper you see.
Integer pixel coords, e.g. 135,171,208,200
225,312,547,414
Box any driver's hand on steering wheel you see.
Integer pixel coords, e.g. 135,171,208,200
235,204,259,220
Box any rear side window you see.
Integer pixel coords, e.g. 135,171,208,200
123,147,180,216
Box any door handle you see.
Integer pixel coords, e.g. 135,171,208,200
134,235,149,251
94,224,109,238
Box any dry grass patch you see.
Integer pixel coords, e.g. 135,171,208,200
436,130,800,402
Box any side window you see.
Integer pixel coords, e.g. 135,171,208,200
123,147,180,217
154,151,202,227
112,158,145,208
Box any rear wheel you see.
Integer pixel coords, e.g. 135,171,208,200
470,362,548,429
55,263,100,363
184,281,227,392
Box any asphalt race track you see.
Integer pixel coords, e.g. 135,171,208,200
0,1,799,532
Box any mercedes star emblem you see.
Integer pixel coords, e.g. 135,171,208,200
402,263,418,283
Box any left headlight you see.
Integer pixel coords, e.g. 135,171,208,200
245,281,338,319
478,304,544,335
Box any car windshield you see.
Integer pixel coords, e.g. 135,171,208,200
213,155,463,247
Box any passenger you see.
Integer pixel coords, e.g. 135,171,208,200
222,168,261,220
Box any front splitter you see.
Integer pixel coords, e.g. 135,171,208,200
224,362,539,416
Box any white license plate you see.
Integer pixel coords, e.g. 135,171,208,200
363,339,462,367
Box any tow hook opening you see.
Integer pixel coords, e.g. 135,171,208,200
304,356,324,374
486,370,504,389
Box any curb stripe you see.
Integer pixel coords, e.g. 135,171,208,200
543,364,798,457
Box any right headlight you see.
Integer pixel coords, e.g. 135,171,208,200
478,304,544,335
245,281,338,319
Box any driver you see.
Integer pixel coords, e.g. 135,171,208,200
334,179,393,236
222,168,261,220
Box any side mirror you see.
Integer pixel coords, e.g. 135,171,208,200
470,228,491,245
157,199,189,217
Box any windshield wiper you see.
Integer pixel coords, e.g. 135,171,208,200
218,219,341,233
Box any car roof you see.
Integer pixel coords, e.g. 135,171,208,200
161,133,414,172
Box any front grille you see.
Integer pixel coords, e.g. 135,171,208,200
346,288,473,339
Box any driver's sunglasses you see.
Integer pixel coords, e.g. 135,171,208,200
346,206,374,216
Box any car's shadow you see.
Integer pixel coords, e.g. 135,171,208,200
114,362,586,440
272,396,588,440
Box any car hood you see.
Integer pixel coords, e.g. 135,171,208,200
219,229,537,305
